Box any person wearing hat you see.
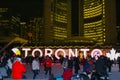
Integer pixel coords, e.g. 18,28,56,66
11,57,26,79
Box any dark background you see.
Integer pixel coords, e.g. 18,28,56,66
116,0,120,26
0,0,119,25
0,0,44,22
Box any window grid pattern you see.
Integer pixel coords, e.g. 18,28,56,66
51,0,68,40
83,0,105,45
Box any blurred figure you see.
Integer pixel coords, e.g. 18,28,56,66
0,65,8,79
81,58,87,72
6,57,13,77
83,61,90,74
107,58,113,74
43,56,53,75
117,56,120,72
62,68,72,80
11,57,26,79
74,57,80,75
32,56,40,79
42,56,47,73
62,56,68,71
67,57,74,69
95,56,108,77
0,51,7,67
59,55,64,65
0,51,10,79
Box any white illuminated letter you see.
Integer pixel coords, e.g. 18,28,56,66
22,48,31,57
32,49,43,57
55,49,66,59
91,49,102,60
80,49,89,59
45,48,53,57
69,49,78,58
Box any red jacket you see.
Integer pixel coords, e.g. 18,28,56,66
63,68,72,80
12,61,26,79
43,59,53,68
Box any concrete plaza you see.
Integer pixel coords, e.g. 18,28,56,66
4,63,120,80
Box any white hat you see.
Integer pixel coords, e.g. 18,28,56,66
16,57,21,61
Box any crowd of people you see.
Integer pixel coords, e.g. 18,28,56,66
0,50,120,80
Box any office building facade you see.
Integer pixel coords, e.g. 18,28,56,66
44,0,72,45
83,0,117,45
0,0,117,46
45,0,117,45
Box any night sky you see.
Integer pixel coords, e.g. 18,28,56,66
0,0,44,21
116,0,120,26
0,0,120,25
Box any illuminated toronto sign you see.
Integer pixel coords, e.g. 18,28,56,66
12,48,120,60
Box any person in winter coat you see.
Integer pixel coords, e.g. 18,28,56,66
95,56,107,76
7,57,13,77
62,56,69,71
82,58,87,71
107,58,112,74
32,56,40,79
67,57,74,69
62,68,72,80
83,61,90,73
43,56,53,75
0,66,8,79
117,56,120,72
74,57,80,74
11,57,26,79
